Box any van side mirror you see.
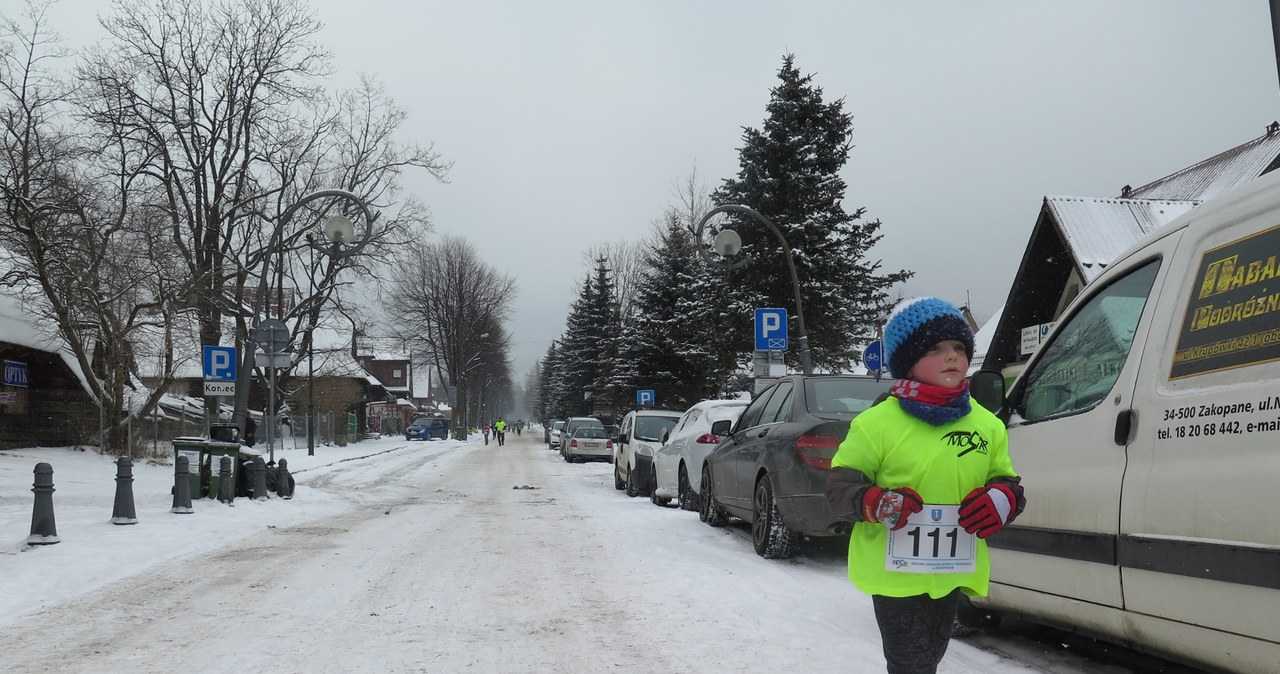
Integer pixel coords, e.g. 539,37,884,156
710,419,733,436
970,370,1007,416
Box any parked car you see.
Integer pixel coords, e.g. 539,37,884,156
612,409,682,497
699,374,890,559
548,420,566,449
558,416,604,457
563,426,613,463
544,419,562,445
405,416,450,441
652,399,748,509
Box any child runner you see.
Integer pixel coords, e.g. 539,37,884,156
826,297,1025,674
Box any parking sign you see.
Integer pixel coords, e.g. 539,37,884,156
202,346,237,381
754,308,788,351
637,389,655,406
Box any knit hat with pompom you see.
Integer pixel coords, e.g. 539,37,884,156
882,297,974,379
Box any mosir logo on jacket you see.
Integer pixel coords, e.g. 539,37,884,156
941,430,988,457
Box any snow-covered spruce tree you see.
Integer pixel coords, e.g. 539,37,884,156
615,214,736,410
713,53,911,371
556,275,601,417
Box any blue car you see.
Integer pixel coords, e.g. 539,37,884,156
405,417,449,441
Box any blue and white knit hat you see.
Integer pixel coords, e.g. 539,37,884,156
883,297,975,379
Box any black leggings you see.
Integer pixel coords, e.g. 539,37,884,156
871,589,962,674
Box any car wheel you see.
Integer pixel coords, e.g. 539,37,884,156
699,464,727,527
678,465,698,511
624,464,639,498
650,466,670,506
752,477,798,559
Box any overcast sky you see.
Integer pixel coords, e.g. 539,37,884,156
41,1,1280,378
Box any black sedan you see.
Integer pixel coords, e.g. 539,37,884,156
698,374,890,559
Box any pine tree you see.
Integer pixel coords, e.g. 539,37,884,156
620,215,738,409
713,53,911,371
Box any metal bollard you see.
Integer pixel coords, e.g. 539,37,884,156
27,462,60,545
252,456,269,501
276,458,293,500
217,455,234,504
111,456,138,525
171,455,193,514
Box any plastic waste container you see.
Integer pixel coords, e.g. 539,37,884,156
173,437,206,497
205,441,241,499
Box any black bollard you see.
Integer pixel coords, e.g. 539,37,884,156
276,458,293,500
217,455,234,504
171,455,193,514
111,456,138,525
252,456,269,501
27,462,60,545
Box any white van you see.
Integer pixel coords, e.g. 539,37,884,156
969,169,1280,673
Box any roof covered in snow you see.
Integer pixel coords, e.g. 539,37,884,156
1044,197,1198,282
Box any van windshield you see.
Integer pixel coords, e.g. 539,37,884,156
634,416,679,442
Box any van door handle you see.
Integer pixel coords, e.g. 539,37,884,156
1114,410,1134,445
757,428,770,439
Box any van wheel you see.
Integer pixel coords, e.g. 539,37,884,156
954,597,1001,636
613,462,625,490
650,467,670,506
624,465,640,497
752,477,798,559
699,464,727,527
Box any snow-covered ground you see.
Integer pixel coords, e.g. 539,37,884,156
0,429,1169,672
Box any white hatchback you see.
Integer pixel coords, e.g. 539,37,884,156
651,400,747,509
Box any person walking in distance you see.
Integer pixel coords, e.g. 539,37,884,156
495,417,507,446
825,297,1025,674
482,423,490,445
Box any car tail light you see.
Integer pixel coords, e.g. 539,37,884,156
794,435,841,470
571,439,578,448
695,433,721,444
606,440,613,449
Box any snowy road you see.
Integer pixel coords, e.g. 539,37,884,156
0,432,1198,673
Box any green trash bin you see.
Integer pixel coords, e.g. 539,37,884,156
205,441,242,499
173,437,206,498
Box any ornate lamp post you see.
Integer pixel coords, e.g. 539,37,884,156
694,204,814,375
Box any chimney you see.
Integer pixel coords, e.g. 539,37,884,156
1268,121,1280,136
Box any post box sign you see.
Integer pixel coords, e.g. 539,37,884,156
3,360,28,388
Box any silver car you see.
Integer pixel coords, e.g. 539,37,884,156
548,420,565,449
563,427,612,463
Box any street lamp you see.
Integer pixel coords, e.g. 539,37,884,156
457,332,489,434
302,208,373,455
695,204,814,375
229,189,373,457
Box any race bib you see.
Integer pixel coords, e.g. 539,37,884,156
884,505,976,574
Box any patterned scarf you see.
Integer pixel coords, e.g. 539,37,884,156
890,378,972,426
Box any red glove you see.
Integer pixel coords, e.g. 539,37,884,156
958,484,1017,538
860,486,923,531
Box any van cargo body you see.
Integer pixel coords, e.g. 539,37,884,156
972,169,1280,673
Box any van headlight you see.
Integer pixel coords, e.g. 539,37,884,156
636,442,656,457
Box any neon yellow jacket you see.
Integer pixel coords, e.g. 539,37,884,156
495,420,507,432
831,398,1015,598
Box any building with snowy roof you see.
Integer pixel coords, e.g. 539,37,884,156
983,121,1280,379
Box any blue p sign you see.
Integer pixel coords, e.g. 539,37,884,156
202,346,237,381
637,389,655,406
754,308,788,351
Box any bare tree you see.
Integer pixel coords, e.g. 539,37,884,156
74,0,449,430
0,1,195,451
584,241,643,320
382,235,515,433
